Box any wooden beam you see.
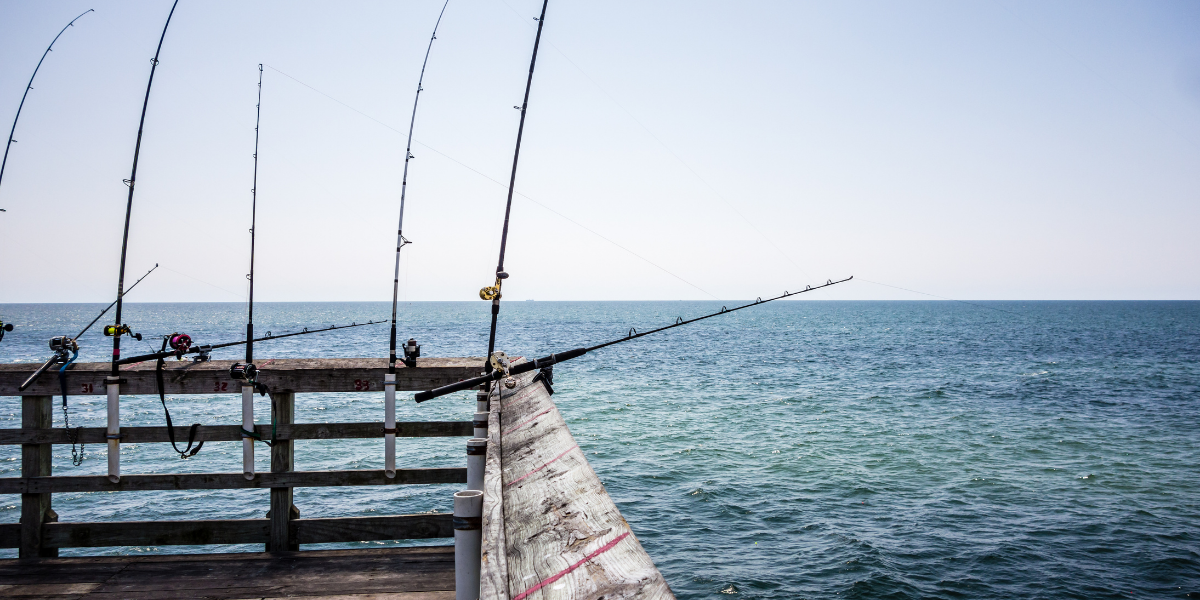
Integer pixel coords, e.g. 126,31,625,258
293,514,453,544
0,357,484,397
0,515,454,548
496,373,675,599
19,395,56,559
480,384,509,600
0,468,466,494
269,391,296,552
0,420,472,445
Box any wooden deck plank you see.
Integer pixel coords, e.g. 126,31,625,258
0,357,483,397
0,546,455,599
491,372,674,600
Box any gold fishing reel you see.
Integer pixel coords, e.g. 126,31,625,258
488,351,517,389
479,279,501,301
479,271,509,301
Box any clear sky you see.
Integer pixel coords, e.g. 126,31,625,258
1,0,1197,302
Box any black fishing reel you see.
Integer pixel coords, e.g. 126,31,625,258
229,362,258,383
168,333,192,358
50,335,79,360
0,320,12,342
103,324,142,341
403,338,421,368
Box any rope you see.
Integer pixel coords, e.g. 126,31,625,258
57,349,84,466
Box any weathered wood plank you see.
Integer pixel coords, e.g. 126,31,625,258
0,468,466,494
44,519,269,548
498,372,674,599
0,421,472,445
0,357,483,397
0,515,454,548
19,395,56,559
294,514,454,543
480,384,509,600
0,546,455,598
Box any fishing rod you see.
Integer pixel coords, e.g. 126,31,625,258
480,0,550,365
114,320,387,366
18,263,158,392
233,64,266,479
415,276,853,402
0,9,94,198
107,0,180,483
381,0,452,480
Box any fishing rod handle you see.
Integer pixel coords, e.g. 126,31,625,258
414,347,586,403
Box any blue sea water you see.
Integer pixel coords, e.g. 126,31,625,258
0,300,1198,599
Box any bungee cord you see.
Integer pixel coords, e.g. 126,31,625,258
0,9,94,200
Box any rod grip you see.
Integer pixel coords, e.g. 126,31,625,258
413,347,587,403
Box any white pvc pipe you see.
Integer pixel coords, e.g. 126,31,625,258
476,390,489,414
242,384,255,480
385,372,396,478
467,438,486,491
473,411,488,439
454,489,483,600
106,377,120,483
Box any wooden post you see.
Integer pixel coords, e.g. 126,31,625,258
268,392,298,552
20,395,57,558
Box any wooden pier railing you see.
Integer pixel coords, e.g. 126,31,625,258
0,358,482,558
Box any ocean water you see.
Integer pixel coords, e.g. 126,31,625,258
0,300,1197,599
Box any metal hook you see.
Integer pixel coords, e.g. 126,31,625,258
676,317,683,324
628,327,637,337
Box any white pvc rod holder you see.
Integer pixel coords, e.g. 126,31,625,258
242,385,255,480
385,373,397,478
467,438,486,491
105,377,120,483
476,390,489,414
454,489,483,600
473,411,488,439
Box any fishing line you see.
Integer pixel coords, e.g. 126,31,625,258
0,9,94,198
159,267,244,300
855,277,1021,317
495,0,829,294
262,65,717,300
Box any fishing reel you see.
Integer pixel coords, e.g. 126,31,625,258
103,324,142,341
479,271,509,301
403,338,421,368
50,335,79,361
488,351,517,390
168,333,192,359
229,362,258,384
0,320,11,342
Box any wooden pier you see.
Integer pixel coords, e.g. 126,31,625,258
0,357,674,599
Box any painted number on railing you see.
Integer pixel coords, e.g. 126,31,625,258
80,383,94,394
213,381,229,392
354,379,373,391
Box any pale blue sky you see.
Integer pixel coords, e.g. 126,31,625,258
1,0,1197,302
